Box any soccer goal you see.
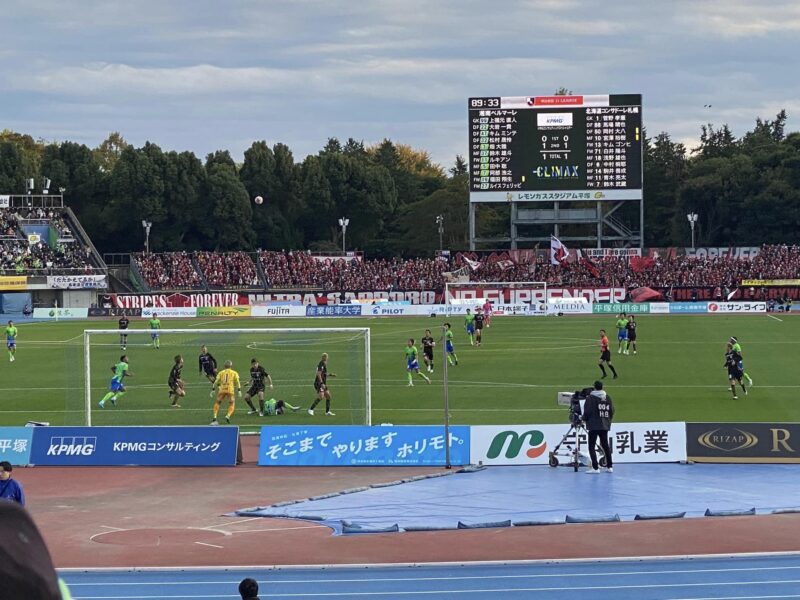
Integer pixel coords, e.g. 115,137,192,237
444,281,548,313
78,328,371,427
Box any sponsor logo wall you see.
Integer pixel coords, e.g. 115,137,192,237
141,307,197,318
29,426,239,466
196,306,251,317
471,423,686,465
88,307,143,317
686,423,800,463
33,307,89,319
106,292,248,309
251,305,307,318
47,274,107,289
305,305,362,317
0,427,33,465
259,425,470,466
593,302,650,314
668,302,709,314
707,301,766,313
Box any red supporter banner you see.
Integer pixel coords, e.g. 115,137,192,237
105,292,249,309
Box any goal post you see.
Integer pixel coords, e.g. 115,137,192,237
79,328,371,427
444,281,549,312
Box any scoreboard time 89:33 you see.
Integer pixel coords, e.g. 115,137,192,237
468,94,642,203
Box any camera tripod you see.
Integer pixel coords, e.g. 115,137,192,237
548,421,607,472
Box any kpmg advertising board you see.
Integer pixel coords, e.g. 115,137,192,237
686,423,800,463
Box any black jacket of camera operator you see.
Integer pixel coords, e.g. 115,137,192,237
582,389,615,431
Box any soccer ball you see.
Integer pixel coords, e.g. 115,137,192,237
254,196,263,205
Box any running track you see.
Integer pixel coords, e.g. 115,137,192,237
61,554,800,599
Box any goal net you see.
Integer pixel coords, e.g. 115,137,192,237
443,281,548,314
73,328,371,427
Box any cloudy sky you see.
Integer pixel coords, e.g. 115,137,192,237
3,0,799,167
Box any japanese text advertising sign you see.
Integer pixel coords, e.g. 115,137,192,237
29,426,239,466
0,427,33,465
259,425,470,466
471,423,686,465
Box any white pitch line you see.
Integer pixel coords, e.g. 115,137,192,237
192,318,234,327
229,525,328,534
193,541,224,549
768,314,784,322
98,525,126,531
186,527,232,537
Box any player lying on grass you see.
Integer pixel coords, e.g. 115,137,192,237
405,339,431,386
243,358,274,415
168,355,185,407
210,360,241,425
261,397,300,416
99,355,131,408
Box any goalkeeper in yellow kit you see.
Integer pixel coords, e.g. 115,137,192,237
210,360,241,425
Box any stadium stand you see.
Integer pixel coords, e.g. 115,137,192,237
125,245,800,293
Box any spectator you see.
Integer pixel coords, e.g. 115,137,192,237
0,461,25,506
239,577,260,600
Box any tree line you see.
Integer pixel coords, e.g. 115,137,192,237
0,108,798,256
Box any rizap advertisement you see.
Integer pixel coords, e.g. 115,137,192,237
259,425,470,466
33,308,89,319
669,302,708,314
29,426,239,466
687,423,800,463
0,427,34,465
470,423,686,465
593,303,650,314
141,307,197,318
196,306,252,317
706,301,766,314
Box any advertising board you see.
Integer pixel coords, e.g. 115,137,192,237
29,426,239,466
686,423,800,463
33,308,89,319
259,425,470,466
0,427,33,465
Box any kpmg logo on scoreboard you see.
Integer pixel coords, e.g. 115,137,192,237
534,165,580,179
536,112,573,129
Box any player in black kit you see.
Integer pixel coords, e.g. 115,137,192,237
243,358,274,415
168,355,185,407
118,315,129,350
626,315,638,355
198,345,218,396
474,308,486,347
421,329,435,373
308,352,337,416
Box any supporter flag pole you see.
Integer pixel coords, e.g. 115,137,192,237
441,322,451,469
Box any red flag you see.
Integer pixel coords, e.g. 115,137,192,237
550,235,569,266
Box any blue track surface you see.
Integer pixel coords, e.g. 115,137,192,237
236,464,800,534
61,554,800,599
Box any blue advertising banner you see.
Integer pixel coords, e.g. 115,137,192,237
305,305,362,317
30,427,239,466
259,425,470,466
0,427,33,465
669,302,708,314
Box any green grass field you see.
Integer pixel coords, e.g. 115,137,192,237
0,314,796,430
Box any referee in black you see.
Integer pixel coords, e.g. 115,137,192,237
583,380,614,474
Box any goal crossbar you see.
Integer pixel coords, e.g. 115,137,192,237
82,327,371,426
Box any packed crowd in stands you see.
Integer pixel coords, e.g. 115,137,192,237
195,251,260,288
132,245,800,292
0,208,93,274
134,252,203,289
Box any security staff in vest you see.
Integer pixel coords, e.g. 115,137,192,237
583,381,615,474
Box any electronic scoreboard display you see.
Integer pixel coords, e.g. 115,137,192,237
468,94,642,202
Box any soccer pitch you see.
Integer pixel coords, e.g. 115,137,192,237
0,315,796,430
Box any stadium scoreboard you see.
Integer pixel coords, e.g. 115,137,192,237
468,94,642,202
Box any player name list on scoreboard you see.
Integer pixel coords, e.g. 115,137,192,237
468,94,642,203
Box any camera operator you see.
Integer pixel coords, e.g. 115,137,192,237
582,380,614,474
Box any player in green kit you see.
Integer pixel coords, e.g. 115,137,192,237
615,313,629,354
5,320,18,362
404,339,431,386
729,336,753,387
443,323,458,366
464,309,476,346
263,397,300,416
99,355,132,408
149,313,161,349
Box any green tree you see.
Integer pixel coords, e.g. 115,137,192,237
204,164,256,250
643,132,687,245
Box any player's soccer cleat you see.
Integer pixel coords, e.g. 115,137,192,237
618,348,622,354
425,377,431,384
732,395,738,400
209,390,215,398
258,412,264,417
291,406,300,412
98,400,105,408
744,388,748,396
605,467,614,473
247,410,258,415
171,403,181,408
9,356,14,362
586,468,600,474
225,416,230,424
633,351,637,355
307,409,314,416
746,375,753,387
407,382,414,387
110,396,117,406
210,418,218,425
325,411,336,416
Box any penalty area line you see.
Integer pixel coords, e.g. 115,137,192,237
767,314,784,322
